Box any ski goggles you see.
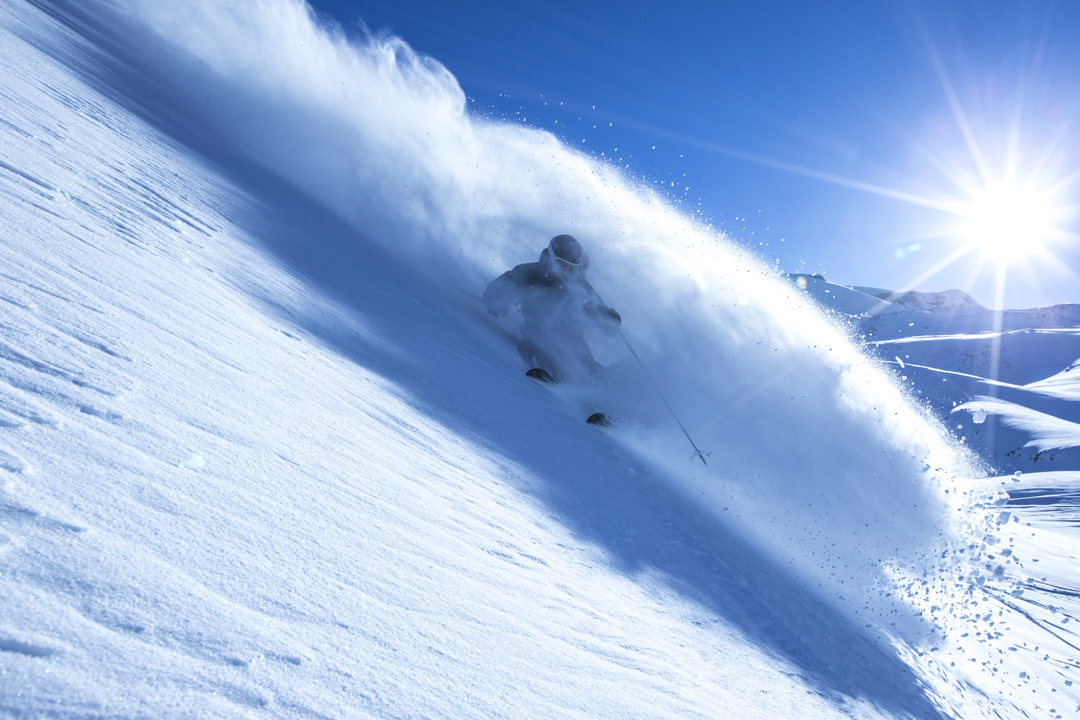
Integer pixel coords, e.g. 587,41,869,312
549,239,589,273
552,255,583,274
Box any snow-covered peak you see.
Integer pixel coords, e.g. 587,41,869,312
856,288,986,313
793,277,1080,340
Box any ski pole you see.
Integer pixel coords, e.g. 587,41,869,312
592,287,708,467
618,332,708,466
459,287,484,303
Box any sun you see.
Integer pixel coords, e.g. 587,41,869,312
959,181,1056,262
695,46,1080,305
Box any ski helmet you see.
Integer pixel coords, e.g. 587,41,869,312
548,234,589,271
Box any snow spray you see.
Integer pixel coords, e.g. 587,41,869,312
99,0,983,643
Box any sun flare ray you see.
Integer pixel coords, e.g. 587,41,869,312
928,47,994,187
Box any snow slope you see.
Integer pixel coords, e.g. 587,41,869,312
1,1,1077,717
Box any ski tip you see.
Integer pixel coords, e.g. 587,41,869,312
586,412,613,427
526,368,557,384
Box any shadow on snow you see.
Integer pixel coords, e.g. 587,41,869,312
35,4,950,717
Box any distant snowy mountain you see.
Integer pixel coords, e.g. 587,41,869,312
787,272,1080,474
857,287,987,314
1,2,1077,719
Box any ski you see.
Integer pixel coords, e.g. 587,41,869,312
526,369,615,430
526,367,557,384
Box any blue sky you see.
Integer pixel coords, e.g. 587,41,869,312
311,0,1080,309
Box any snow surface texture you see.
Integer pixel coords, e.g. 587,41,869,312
0,1,1076,717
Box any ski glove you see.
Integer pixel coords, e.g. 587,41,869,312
598,307,621,336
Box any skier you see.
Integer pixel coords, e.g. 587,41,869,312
483,234,621,383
